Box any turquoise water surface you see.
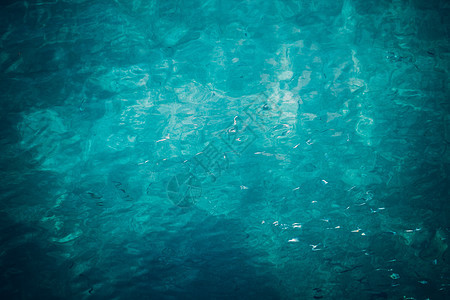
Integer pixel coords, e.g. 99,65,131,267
1,0,449,299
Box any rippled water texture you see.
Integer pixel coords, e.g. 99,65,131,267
1,0,449,299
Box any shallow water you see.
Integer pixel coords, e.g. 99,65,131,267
1,0,449,299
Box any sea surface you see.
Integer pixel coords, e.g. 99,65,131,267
0,0,449,299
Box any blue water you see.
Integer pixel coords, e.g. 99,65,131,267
1,0,449,299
